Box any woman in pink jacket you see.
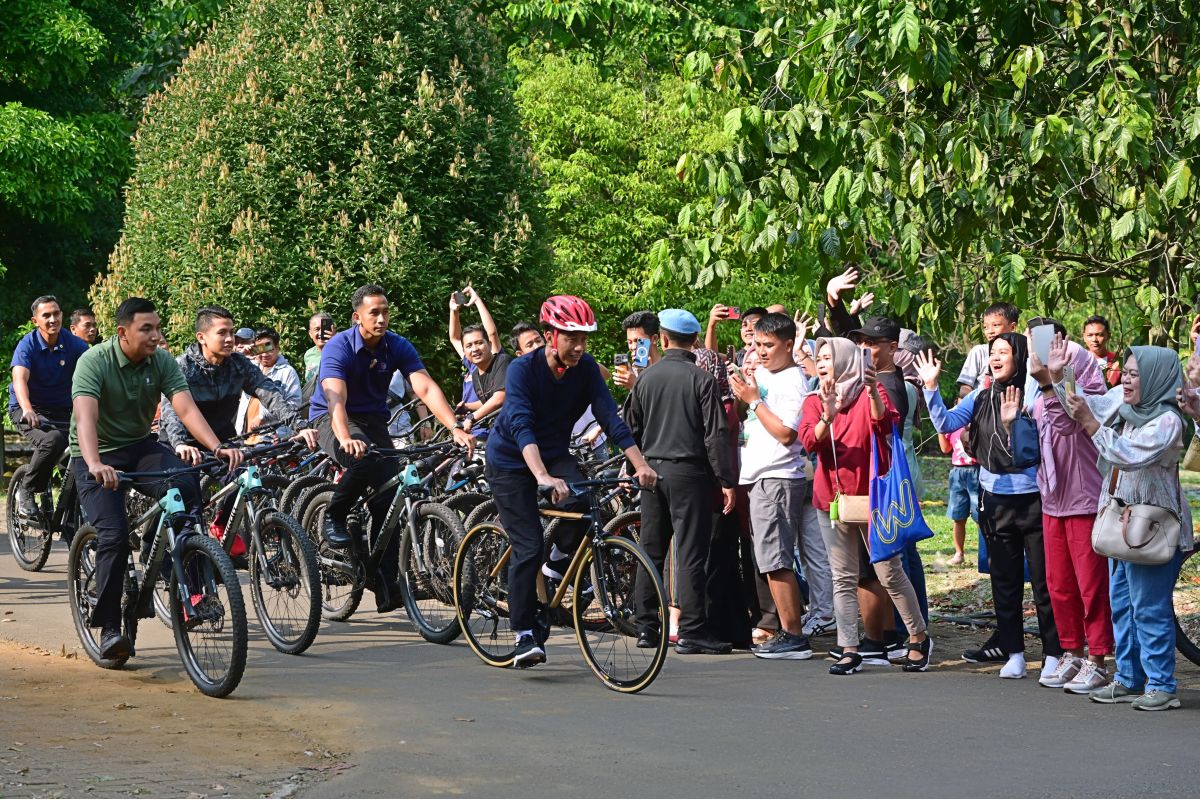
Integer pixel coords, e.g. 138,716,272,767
1030,337,1112,693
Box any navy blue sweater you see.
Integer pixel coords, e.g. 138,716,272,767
486,348,635,471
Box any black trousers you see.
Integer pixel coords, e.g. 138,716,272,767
74,437,200,629
315,413,400,585
705,509,753,648
979,488,1062,656
11,406,71,494
486,456,587,633
636,459,716,639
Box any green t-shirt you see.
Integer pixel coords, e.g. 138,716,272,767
303,345,322,383
69,339,190,456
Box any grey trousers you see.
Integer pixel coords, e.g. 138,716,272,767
817,512,926,648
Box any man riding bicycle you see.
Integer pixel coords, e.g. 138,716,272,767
9,295,90,517
485,295,656,667
310,284,473,614
72,298,244,661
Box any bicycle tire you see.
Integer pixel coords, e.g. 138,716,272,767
299,486,363,622
250,510,322,654
453,522,517,667
399,502,464,644
573,535,668,693
1174,549,1200,666
602,509,641,543
7,465,53,571
261,474,290,501
463,498,499,532
169,534,248,697
67,526,130,670
442,491,490,521
279,473,326,517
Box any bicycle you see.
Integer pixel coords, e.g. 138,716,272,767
66,463,248,697
453,475,669,693
6,420,80,571
303,443,466,642
1173,549,1200,665
195,440,321,656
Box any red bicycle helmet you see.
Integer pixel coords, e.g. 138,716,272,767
539,295,597,333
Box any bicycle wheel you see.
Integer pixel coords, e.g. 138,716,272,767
573,535,668,693
299,486,363,621
442,491,490,521
1174,549,1200,666
454,523,517,666
7,466,52,571
399,502,464,644
279,473,326,517
169,534,248,698
463,498,499,531
250,510,322,655
67,526,130,669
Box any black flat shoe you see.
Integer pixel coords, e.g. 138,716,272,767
374,580,405,614
99,629,132,661
636,629,660,649
829,651,863,675
902,636,933,672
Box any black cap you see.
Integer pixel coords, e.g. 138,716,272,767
848,316,901,342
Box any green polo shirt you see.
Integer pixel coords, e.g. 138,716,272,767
69,339,190,456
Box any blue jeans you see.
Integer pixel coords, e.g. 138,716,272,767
1110,551,1185,694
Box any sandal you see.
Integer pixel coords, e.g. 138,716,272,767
829,651,863,676
902,636,933,673
751,627,776,645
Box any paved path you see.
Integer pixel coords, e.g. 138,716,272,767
1,535,1197,797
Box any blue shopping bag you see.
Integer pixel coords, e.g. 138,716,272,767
867,427,935,564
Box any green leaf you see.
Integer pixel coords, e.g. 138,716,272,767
819,226,841,257
723,108,743,137
998,254,1025,297
1110,209,1135,241
909,158,925,199
1164,159,1191,208
780,169,799,201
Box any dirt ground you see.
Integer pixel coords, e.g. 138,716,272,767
0,640,352,799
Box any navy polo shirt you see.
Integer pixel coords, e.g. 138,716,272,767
308,327,426,419
9,328,89,411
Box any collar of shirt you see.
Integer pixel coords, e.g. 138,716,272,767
350,325,389,356
661,349,696,364
34,330,66,352
113,339,142,370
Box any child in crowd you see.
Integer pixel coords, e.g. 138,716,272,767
939,427,978,566
956,303,1019,398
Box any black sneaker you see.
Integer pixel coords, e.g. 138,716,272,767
323,516,352,549
15,489,38,518
963,635,1007,663
752,630,813,660
636,628,660,649
676,636,733,655
541,555,572,582
99,627,132,661
859,638,890,666
512,634,546,668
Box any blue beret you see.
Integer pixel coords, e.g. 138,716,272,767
658,308,701,335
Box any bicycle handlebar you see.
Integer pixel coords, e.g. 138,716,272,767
115,459,227,484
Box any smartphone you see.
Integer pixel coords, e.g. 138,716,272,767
247,341,272,356
1063,363,1077,396
319,318,334,340
1031,323,1055,366
452,290,468,306
862,348,873,370
727,306,742,321
633,338,651,368
726,345,746,382
613,353,629,367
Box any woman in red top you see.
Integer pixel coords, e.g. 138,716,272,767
799,337,931,675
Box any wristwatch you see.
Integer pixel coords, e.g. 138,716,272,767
748,399,763,413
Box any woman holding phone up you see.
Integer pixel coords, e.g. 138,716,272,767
916,334,1063,681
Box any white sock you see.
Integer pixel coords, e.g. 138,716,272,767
1000,653,1027,679
1040,654,1061,677
516,629,534,640
548,544,569,561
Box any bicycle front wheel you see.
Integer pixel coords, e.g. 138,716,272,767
7,466,52,571
399,502,463,644
453,522,517,667
573,535,668,693
1174,549,1200,666
250,511,321,655
169,535,248,697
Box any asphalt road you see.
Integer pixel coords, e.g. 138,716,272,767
1,535,1198,798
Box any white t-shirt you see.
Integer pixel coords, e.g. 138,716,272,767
955,343,990,389
739,365,809,484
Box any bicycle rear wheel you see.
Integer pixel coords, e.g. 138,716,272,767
169,535,248,697
7,466,52,571
279,474,326,517
399,502,463,644
67,526,130,669
462,498,499,531
442,491,490,521
1174,549,1200,666
573,535,668,693
250,511,321,655
454,522,517,666
299,486,364,621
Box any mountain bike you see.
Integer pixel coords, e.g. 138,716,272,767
6,421,80,571
1173,548,1200,665
303,443,466,641
453,475,668,693
66,463,248,697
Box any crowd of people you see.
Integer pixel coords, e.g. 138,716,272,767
8,273,1200,709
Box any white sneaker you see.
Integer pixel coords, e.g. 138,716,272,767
1063,661,1108,694
1038,655,1081,688
1039,655,1061,682
1000,653,1027,679
801,614,835,638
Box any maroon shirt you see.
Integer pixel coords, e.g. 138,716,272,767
798,389,898,513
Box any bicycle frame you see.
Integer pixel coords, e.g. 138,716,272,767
128,487,208,621
205,465,278,567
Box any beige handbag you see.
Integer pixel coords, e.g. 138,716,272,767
1182,433,1200,473
827,423,869,524
1091,468,1180,565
